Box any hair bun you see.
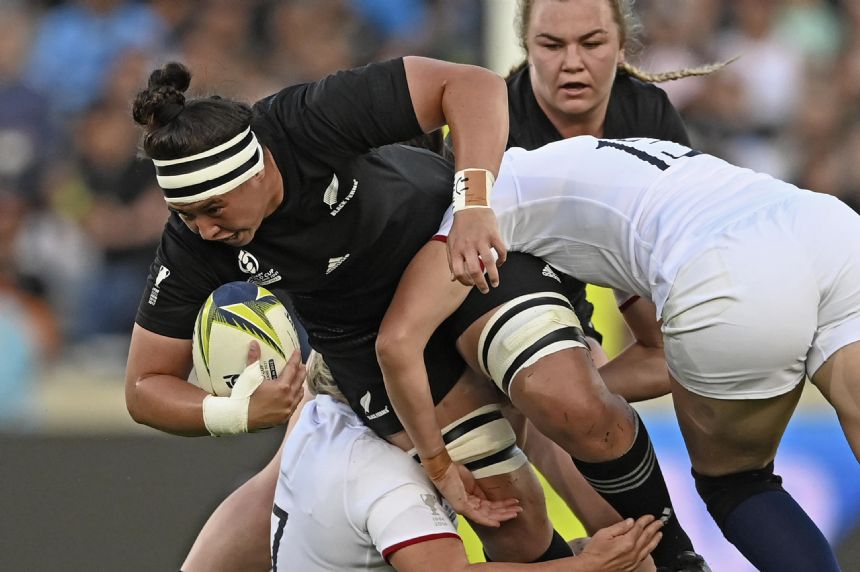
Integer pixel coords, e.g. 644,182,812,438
132,62,192,129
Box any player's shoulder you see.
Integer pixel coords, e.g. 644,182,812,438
611,72,673,106
347,432,427,496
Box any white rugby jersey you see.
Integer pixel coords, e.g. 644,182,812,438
440,136,807,316
272,395,459,571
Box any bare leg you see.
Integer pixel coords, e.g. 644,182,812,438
456,305,697,569
811,340,860,461
672,378,840,571
515,414,622,535
670,378,803,476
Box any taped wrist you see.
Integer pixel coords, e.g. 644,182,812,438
202,360,265,436
412,404,528,479
421,448,453,481
453,168,494,212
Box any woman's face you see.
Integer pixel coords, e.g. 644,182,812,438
168,159,278,247
526,0,624,130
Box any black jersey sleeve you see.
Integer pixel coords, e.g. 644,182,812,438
255,59,423,162
134,219,227,339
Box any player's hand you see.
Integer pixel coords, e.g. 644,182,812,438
577,515,663,572
447,208,507,294
429,461,521,528
246,345,306,431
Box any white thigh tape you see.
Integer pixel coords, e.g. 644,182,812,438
410,404,527,479
478,293,587,395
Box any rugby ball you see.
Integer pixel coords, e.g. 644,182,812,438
191,282,300,396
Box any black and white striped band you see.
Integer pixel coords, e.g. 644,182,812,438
153,126,265,204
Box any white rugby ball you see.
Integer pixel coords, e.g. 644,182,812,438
191,282,300,396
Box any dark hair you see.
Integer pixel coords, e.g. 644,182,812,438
132,62,254,160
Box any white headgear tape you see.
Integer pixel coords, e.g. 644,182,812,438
153,127,265,205
409,404,528,480
478,292,588,395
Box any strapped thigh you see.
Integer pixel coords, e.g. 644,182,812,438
477,292,588,395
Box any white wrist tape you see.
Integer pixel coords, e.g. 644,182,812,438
453,168,494,213
202,360,265,436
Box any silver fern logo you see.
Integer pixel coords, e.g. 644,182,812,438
323,174,339,208
359,390,372,413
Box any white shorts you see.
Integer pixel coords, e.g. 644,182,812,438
661,192,860,400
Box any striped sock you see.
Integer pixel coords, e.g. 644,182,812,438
572,411,692,568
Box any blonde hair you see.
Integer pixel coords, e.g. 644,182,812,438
305,351,347,403
514,0,732,83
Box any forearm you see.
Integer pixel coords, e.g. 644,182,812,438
379,346,447,457
598,342,670,403
126,374,209,436
402,57,507,177
442,68,508,177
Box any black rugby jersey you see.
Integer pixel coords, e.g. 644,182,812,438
504,66,690,340
135,59,464,431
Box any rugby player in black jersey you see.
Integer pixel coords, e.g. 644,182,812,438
471,4,725,567
126,57,578,571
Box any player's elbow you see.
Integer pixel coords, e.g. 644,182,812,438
124,376,149,425
375,324,422,371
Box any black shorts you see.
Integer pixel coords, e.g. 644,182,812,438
329,252,596,437
444,251,596,340
326,326,464,437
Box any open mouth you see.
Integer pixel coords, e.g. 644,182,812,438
559,81,590,93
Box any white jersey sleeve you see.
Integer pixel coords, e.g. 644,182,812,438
614,288,638,310
346,434,459,562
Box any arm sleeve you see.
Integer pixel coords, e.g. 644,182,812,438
260,58,423,160
614,289,640,313
346,435,459,562
368,482,460,562
134,222,224,338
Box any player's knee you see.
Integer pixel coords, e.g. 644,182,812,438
478,292,588,396
692,461,786,532
412,404,528,479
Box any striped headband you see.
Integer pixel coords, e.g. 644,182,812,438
152,127,265,204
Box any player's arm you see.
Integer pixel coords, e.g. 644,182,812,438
125,324,304,436
377,240,519,527
598,295,670,403
388,516,663,571
403,56,508,292
125,324,207,436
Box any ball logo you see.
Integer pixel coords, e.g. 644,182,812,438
238,250,259,274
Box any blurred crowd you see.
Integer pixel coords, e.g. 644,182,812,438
0,0,858,423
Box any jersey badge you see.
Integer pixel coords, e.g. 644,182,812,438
421,493,452,527
147,265,171,305
329,179,358,217
323,174,339,208
238,250,282,286
359,390,389,420
541,264,561,283
238,250,260,274
326,254,350,275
